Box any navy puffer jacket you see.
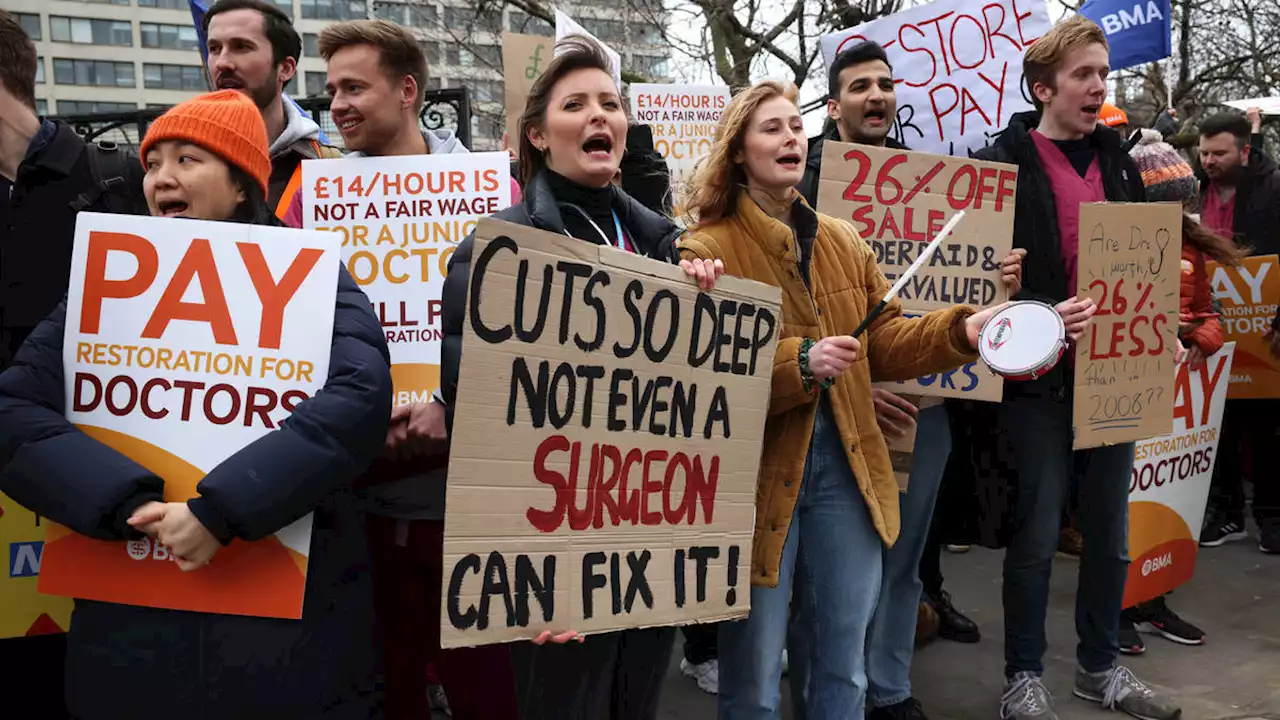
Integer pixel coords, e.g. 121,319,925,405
0,262,392,720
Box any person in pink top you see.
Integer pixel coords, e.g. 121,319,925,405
279,19,523,720
973,16,1180,720
1194,111,1280,555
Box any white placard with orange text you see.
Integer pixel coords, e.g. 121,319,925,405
39,212,338,619
629,84,730,191
301,153,511,406
819,0,1052,157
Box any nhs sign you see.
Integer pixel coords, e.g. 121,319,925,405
1078,0,1172,71
9,541,43,578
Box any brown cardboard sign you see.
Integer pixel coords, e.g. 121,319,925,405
817,141,1013,402
501,33,553,148
817,141,1016,312
441,219,781,648
1073,203,1181,450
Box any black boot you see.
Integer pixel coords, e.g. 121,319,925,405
926,590,980,643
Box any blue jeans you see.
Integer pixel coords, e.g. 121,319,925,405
789,405,952,714
717,399,883,720
865,405,952,707
999,392,1133,676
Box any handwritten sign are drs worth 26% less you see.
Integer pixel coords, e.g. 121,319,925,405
1073,202,1181,450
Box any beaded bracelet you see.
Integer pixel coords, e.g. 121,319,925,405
799,338,834,394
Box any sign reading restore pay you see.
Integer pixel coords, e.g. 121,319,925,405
441,219,780,648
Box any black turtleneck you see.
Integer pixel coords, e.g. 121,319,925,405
545,169,620,247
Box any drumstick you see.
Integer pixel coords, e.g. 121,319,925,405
850,210,966,338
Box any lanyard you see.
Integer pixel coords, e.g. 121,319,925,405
562,204,629,251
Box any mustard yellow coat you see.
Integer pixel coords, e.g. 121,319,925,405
678,197,977,588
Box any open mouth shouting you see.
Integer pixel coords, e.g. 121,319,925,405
582,132,614,160
157,199,190,218
1081,103,1101,122
863,107,888,127
776,152,802,170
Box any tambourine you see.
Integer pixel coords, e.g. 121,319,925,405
978,301,1066,381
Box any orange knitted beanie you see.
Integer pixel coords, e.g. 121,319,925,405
140,89,271,195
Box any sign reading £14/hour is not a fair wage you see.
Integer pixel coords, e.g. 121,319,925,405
441,219,780,648
1073,203,1181,450
817,141,1015,402
40,212,338,618
302,153,512,406
629,84,729,189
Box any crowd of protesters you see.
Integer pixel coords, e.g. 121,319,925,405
0,3,1276,720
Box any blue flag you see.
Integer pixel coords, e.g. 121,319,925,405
1078,0,1172,71
187,0,329,143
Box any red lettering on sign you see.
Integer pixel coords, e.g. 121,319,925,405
527,435,719,533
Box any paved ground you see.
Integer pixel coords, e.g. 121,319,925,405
656,536,1280,719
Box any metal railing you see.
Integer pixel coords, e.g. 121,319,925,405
51,88,471,151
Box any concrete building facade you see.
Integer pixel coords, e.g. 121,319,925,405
14,0,672,151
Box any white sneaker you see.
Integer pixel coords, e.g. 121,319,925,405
680,657,719,694
781,649,789,675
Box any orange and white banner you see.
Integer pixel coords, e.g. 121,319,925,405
1209,255,1280,399
39,212,338,619
1123,343,1234,607
302,153,511,406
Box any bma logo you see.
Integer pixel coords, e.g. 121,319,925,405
1100,1,1165,34
1141,553,1173,577
126,537,177,562
9,541,44,578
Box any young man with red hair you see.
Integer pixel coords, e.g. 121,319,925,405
975,17,1180,720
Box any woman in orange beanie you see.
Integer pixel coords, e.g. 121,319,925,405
139,89,276,224
0,90,393,719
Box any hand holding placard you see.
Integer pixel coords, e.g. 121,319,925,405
128,502,220,572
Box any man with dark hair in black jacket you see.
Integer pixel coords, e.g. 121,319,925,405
797,40,905,208
0,10,146,718
1196,111,1280,554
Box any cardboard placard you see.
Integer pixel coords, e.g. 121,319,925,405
1208,254,1280,399
554,8,621,86
1123,344,1233,607
39,213,338,618
502,33,553,148
1073,203,1180,449
301,153,511,406
629,84,730,197
0,495,73,638
818,141,1013,402
441,219,781,648
819,0,1052,156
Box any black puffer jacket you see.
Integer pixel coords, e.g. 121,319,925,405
439,169,682,429
0,246,392,719
1196,147,1280,258
973,110,1146,396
